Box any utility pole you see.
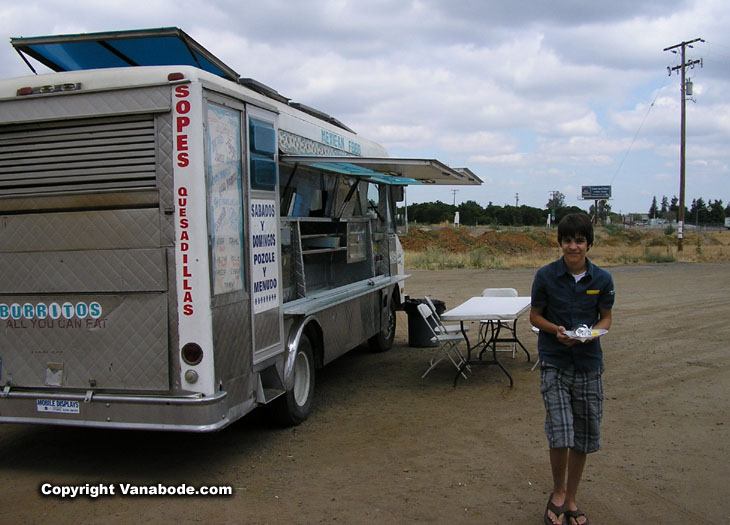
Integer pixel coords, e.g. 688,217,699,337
515,193,519,207
451,189,458,206
664,38,704,251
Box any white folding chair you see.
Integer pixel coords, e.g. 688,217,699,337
531,325,540,371
417,303,469,379
424,296,468,336
479,288,519,358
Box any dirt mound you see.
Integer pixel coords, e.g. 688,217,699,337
596,227,644,247
401,227,549,255
474,230,548,255
400,227,730,267
399,228,473,252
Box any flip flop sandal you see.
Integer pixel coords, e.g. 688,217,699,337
543,493,565,525
565,509,589,525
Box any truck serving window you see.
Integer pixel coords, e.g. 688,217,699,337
334,177,367,219
206,103,245,295
249,118,277,192
279,167,337,218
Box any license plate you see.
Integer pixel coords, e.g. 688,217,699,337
36,399,80,414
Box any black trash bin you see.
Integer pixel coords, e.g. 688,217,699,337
403,298,446,347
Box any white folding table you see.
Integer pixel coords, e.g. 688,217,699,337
440,296,532,386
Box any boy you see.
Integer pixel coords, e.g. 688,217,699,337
530,213,614,525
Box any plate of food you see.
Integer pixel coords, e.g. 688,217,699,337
563,326,608,343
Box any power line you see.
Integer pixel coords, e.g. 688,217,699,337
609,77,669,186
703,40,730,62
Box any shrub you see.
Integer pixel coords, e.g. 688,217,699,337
409,246,465,269
604,224,624,236
647,235,671,247
644,251,676,263
467,248,506,269
468,247,492,267
527,232,550,247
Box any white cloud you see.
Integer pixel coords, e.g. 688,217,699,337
439,131,517,155
470,153,528,165
557,113,602,136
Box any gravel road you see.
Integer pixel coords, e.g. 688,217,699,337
1,263,728,524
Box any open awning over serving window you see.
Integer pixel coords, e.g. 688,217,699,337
279,155,482,186
10,27,239,80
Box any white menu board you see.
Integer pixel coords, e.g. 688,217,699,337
206,104,243,295
250,198,280,313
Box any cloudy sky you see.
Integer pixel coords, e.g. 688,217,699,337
2,0,729,214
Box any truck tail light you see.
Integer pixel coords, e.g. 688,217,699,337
181,342,203,365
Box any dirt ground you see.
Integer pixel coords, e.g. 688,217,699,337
1,263,729,524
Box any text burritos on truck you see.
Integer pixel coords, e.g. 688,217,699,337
0,28,481,431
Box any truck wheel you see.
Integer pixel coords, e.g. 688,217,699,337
368,298,396,352
272,334,315,426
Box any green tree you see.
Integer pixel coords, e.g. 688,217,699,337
590,200,611,224
404,199,591,227
546,191,565,211
689,197,708,225
408,200,454,224
484,201,500,225
708,199,725,224
649,196,659,219
555,206,586,224
660,196,669,218
519,205,547,226
669,195,678,215
495,205,521,226
456,200,486,225
670,196,689,224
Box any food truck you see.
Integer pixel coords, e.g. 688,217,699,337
0,28,481,431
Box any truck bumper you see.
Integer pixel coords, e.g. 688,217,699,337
0,389,234,432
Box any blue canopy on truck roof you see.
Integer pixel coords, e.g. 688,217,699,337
280,156,482,186
11,27,239,80
9,27,347,132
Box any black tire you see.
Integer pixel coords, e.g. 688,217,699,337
272,333,315,426
368,296,396,352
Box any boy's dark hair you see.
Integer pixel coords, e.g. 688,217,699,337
557,213,594,247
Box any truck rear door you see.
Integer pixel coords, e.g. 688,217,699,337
0,113,170,391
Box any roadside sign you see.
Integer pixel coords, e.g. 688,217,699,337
581,185,611,199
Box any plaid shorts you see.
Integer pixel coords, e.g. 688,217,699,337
540,363,604,454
